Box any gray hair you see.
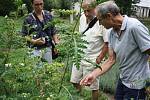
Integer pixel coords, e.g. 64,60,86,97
83,0,96,4
82,0,97,9
96,1,120,17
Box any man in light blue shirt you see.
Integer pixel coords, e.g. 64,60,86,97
80,1,150,99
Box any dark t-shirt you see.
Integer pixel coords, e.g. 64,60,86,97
21,10,56,49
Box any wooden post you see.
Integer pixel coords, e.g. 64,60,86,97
70,5,74,24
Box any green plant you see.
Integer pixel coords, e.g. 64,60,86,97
0,0,121,98
0,16,66,99
115,0,135,16
53,9,76,17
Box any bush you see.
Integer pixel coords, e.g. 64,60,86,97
22,0,32,13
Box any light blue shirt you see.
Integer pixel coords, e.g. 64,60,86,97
109,15,150,89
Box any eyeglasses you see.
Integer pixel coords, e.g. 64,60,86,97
34,3,43,6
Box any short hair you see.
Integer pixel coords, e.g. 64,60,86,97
96,1,120,17
83,0,96,4
31,0,43,4
82,0,97,9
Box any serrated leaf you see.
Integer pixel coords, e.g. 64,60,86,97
83,59,102,70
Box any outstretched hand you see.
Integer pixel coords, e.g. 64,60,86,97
80,73,96,86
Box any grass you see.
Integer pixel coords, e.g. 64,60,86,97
99,63,119,94
58,83,111,100
139,18,150,30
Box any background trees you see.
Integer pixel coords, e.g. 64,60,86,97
0,0,17,16
96,0,135,16
0,0,137,16
115,0,134,16
0,0,74,16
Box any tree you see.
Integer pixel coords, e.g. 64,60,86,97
0,0,17,16
59,0,72,10
44,0,57,11
22,0,32,13
96,0,135,16
115,0,134,16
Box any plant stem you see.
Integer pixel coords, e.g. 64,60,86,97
58,53,69,93
62,85,73,100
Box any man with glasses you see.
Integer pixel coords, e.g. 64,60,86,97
80,1,150,99
21,0,59,64
70,0,109,99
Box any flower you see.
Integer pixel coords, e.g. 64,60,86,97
19,63,25,66
5,63,12,67
4,15,8,18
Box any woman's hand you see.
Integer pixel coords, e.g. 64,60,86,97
31,38,45,45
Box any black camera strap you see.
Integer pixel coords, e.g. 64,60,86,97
82,17,98,34
32,12,45,29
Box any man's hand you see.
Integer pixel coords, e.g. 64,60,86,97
80,73,96,86
96,55,103,64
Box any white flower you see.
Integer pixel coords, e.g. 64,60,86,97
5,63,12,67
47,97,51,100
19,63,25,66
33,25,37,29
22,4,26,8
4,15,8,18
50,94,53,97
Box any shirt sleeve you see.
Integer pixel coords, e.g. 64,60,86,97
131,24,150,52
108,29,113,49
102,26,110,42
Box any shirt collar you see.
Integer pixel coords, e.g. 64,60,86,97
120,15,128,31
112,15,128,37
32,10,45,20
